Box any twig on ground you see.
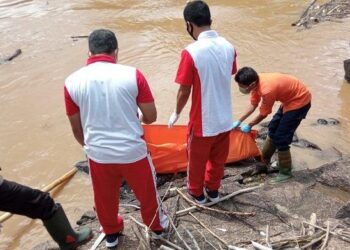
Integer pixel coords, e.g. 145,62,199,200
167,214,191,250
291,222,301,249
176,186,260,216
306,213,317,250
194,225,220,250
158,238,184,250
301,222,306,236
159,245,175,250
162,199,191,250
320,221,330,250
188,212,232,248
129,216,151,249
228,247,247,250
251,241,272,250
265,225,271,248
130,215,183,250
307,213,317,236
149,182,173,229
131,223,151,250
183,227,200,250
120,203,140,210
168,196,180,240
300,233,326,249
303,221,350,243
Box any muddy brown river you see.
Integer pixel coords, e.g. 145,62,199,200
0,0,349,249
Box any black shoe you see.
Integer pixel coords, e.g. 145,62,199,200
188,191,207,204
106,233,120,249
204,188,219,202
152,230,166,239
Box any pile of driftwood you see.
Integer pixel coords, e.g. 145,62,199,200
292,0,350,28
120,184,350,250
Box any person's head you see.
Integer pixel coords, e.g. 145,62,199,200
183,1,212,40
234,67,259,94
88,29,118,60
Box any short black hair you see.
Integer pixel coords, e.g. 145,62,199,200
88,29,118,55
184,0,211,27
234,67,259,86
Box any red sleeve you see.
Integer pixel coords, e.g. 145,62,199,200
175,49,195,86
232,50,238,75
64,85,79,116
136,69,154,103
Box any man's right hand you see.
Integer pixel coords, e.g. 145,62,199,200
232,120,241,129
168,112,180,128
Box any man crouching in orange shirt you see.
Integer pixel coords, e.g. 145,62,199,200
233,67,311,183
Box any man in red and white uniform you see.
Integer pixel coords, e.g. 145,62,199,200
64,29,168,248
168,1,237,204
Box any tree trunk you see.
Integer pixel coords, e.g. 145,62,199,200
344,59,350,83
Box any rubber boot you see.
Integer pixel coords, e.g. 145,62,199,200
261,136,276,164
270,150,292,184
252,136,276,175
43,204,92,250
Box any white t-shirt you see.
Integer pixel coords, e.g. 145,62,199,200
64,55,154,164
175,30,237,137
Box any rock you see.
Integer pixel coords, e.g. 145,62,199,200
292,138,322,150
316,118,340,125
335,202,350,219
314,157,350,192
344,59,350,83
76,210,96,225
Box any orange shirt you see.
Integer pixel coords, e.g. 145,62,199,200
250,73,312,116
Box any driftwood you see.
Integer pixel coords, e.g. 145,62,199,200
71,35,89,41
319,221,330,250
176,185,261,216
306,213,317,250
176,188,255,217
303,221,350,243
0,49,22,64
292,0,350,28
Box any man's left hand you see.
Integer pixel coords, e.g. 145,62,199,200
168,112,180,128
240,124,251,133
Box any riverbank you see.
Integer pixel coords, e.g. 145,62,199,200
34,155,350,250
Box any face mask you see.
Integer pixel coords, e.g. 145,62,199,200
239,87,250,95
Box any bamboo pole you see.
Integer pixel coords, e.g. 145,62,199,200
0,168,78,223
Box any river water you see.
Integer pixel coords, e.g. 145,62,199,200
0,0,349,249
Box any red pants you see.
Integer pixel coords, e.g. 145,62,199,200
89,156,167,234
187,131,230,196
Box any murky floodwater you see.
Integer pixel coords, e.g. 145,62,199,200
0,0,349,248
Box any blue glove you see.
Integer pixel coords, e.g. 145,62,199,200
232,120,241,129
240,124,251,133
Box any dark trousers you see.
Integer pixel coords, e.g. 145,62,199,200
268,103,311,151
0,178,57,220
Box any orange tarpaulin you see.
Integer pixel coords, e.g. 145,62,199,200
143,125,261,174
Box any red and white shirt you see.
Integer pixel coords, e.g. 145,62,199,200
64,55,154,164
175,30,237,137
